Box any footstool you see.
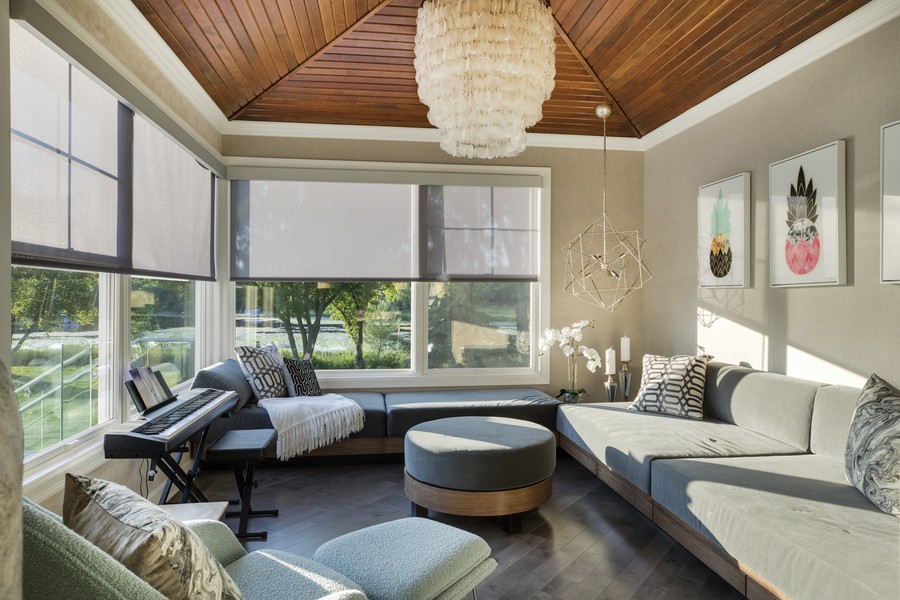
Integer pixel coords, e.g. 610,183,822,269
313,517,497,600
404,416,556,533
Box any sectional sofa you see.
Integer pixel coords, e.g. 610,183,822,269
191,358,560,455
556,362,898,600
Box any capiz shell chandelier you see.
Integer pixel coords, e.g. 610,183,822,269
414,0,556,159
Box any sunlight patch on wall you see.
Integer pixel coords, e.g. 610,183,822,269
697,310,768,370
786,346,867,387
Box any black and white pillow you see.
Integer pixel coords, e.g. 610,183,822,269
284,357,322,397
845,373,900,515
629,354,708,419
234,343,288,400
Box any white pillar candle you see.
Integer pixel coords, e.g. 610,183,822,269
605,347,616,375
620,335,631,363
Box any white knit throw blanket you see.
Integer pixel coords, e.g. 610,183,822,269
258,394,365,461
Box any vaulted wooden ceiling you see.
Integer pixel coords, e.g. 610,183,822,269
130,0,870,139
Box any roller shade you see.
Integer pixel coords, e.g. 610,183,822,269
231,179,539,282
9,22,215,281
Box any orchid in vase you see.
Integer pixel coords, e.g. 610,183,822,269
538,320,602,403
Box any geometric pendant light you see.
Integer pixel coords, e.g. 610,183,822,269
562,105,651,312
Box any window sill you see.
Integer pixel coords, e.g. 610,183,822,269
318,368,549,390
23,436,108,505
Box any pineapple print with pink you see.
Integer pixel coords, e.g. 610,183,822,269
784,166,821,275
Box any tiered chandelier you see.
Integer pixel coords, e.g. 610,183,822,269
562,105,651,312
414,0,556,159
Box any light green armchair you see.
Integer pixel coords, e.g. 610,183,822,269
23,497,496,600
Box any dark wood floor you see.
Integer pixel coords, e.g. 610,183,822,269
196,453,744,600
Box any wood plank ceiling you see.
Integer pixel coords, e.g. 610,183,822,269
131,0,871,139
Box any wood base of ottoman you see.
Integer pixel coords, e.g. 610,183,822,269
405,471,552,532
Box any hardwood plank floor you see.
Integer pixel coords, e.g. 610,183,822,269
195,453,744,600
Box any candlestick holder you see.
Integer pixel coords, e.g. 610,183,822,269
619,361,632,402
605,373,618,402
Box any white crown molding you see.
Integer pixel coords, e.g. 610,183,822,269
640,0,900,150
92,0,229,131
221,119,643,151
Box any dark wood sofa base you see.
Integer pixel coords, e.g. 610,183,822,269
559,434,783,600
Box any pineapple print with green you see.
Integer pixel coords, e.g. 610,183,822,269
709,191,732,278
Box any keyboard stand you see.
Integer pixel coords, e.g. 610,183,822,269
159,424,213,505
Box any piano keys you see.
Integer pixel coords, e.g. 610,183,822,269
103,387,238,503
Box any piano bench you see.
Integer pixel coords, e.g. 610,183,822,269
206,428,279,540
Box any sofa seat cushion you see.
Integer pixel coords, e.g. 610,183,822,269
225,550,365,600
651,454,900,600
557,402,803,493
200,392,387,446
385,388,559,437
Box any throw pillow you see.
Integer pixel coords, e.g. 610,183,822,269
284,357,323,396
234,343,289,399
845,374,900,515
62,474,244,600
629,354,708,419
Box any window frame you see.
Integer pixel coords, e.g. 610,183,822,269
224,159,551,389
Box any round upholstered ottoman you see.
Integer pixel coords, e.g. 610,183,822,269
404,416,556,533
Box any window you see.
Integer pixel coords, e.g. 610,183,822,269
9,23,211,463
10,267,110,458
235,281,411,370
230,169,549,386
131,277,196,388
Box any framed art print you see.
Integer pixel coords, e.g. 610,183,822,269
769,140,846,287
699,172,750,288
882,120,900,283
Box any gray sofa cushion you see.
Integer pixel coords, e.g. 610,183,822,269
651,454,899,600
704,362,821,450
385,388,559,437
810,385,858,461
557,402,804,493
193,359,256,412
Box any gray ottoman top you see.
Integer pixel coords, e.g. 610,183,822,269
405,416,556,492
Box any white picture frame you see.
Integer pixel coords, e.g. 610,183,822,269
769,140,846,287
698,172,750,288
882,120,900,283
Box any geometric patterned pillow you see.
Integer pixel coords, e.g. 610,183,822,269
845,374,900,515
234,343,288,400
283,357,322,397
629,354,708,419
62,474,244,600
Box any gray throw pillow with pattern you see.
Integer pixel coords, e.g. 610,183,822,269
845,373,900,516
235,342,289,399
629,354,708,419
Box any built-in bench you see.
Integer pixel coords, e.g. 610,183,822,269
191,359,560,457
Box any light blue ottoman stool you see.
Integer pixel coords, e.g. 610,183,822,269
313,517,497,600
404,416,557,533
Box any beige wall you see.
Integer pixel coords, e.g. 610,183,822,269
225,136,646,400
643,16,900,386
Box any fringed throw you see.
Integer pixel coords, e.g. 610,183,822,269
258,394,365,460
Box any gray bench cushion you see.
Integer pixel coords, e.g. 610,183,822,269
651,454,899,600
704,362,821,451
405,416,556,491
385,388,559,437
192,359,256,412
557,402,804,493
